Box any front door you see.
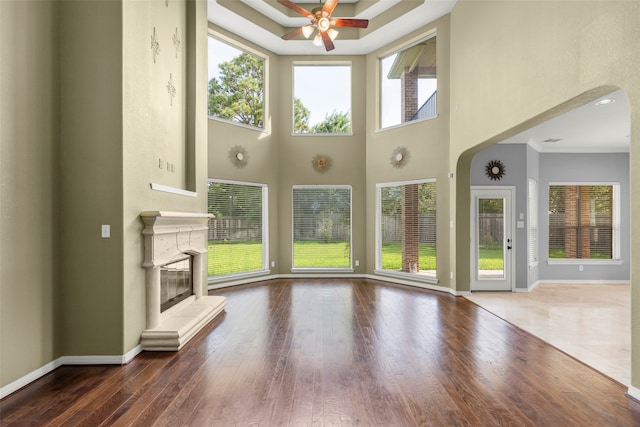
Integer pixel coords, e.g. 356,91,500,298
470,187,514,291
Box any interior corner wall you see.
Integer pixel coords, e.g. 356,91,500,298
526,144,540,288
59,0,124,356
122,0,209,352
449,0,640,386
364,15,451,287
0,0,61,387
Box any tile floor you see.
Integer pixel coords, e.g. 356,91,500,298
464,283,630,385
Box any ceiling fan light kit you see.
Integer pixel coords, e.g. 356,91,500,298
278,0,368,52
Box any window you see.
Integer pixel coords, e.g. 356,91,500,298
207,35,265,129
380,35,437,129
376,180,437,279
293,64,351,134
207,180,268,279
548,184,620,260
528,179,538,266
292,186,352,269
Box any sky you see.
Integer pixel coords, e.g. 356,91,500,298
208,36,436,129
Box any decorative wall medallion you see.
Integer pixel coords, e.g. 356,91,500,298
485,159,506,180
172,27,181,59
229,145,248,168
390,146,410,168
311,154,331,172
166,73,176,106
150,27,160,64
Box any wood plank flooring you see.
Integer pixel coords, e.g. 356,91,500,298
2,279,640,426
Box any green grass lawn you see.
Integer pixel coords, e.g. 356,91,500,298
208,241,263,276
381,242,436,271
293,241,350,268
549,248,611,259
478,247,504,270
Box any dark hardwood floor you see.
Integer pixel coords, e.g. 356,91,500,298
2,279,640,426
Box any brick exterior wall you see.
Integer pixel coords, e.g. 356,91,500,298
401,67,418,123
402,184,419,272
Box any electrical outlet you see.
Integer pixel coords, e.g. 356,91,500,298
355,260,360,267
158,158,165,169
579,265,584,271
271,261,275,268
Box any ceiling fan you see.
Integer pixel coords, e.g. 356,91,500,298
278,0,369,51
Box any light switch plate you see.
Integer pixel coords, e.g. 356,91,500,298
101,224,110,238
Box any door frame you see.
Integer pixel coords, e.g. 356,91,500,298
470,186,516,292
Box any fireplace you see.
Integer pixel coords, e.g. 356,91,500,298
160,255,193,312
139,211,226,351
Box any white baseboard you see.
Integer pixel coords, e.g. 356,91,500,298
535,280,630,285
627,385,640,402
0,345,144,400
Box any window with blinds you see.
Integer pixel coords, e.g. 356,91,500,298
548,184,619,260
528,179,538,266
207,180,267,278
376,180,437,278
292,186,351,269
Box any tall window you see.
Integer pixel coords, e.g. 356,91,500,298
293,64,351,134
380,35,437,129
292,186,352,269
376,180,437,279
528,179,538,266
207,180,268,278
208,35,265,129
548,184,620,260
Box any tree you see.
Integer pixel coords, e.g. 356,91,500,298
294,98,310,133
208,53,264,127
310,110,351,134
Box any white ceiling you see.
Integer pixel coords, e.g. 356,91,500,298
500,89,630,153
207,1,630,153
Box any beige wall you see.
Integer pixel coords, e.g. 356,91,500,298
0,0,61,386
448,0,639,384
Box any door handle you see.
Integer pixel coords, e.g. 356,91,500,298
507,238,512,250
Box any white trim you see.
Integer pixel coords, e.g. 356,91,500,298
547,259,624,265
0,345,143,400
374,269,438,285
535,279,630,285
208,269,271,285
208,178,268,188
150,183,197,197
291,268,355,274
627,386,640,402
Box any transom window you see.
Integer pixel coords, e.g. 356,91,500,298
380,35,437,129
376,180,437,280
293,64,351,134
207,35,265,130
207,180,268,279
292,186,352,269
548,183,620,261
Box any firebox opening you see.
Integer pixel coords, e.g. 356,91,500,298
160,255,193,312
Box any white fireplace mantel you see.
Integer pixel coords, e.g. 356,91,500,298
139,211,226,351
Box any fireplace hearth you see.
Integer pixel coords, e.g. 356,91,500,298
139,211,226,351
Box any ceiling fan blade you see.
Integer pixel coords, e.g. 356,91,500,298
322,0,339,16
332,18,369,28
321,30,335,51
277,0,313,18
281,27,304,40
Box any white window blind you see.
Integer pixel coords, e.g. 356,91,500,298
528,179,538,266
292,186,351,269
377,180,437,277
548,184,619,260
207,180,267,277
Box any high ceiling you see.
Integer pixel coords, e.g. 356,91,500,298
208,1,630,153
207,0,457,55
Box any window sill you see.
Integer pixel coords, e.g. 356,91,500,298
546,259,623,266
376,114,439,133
374,269,439,285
